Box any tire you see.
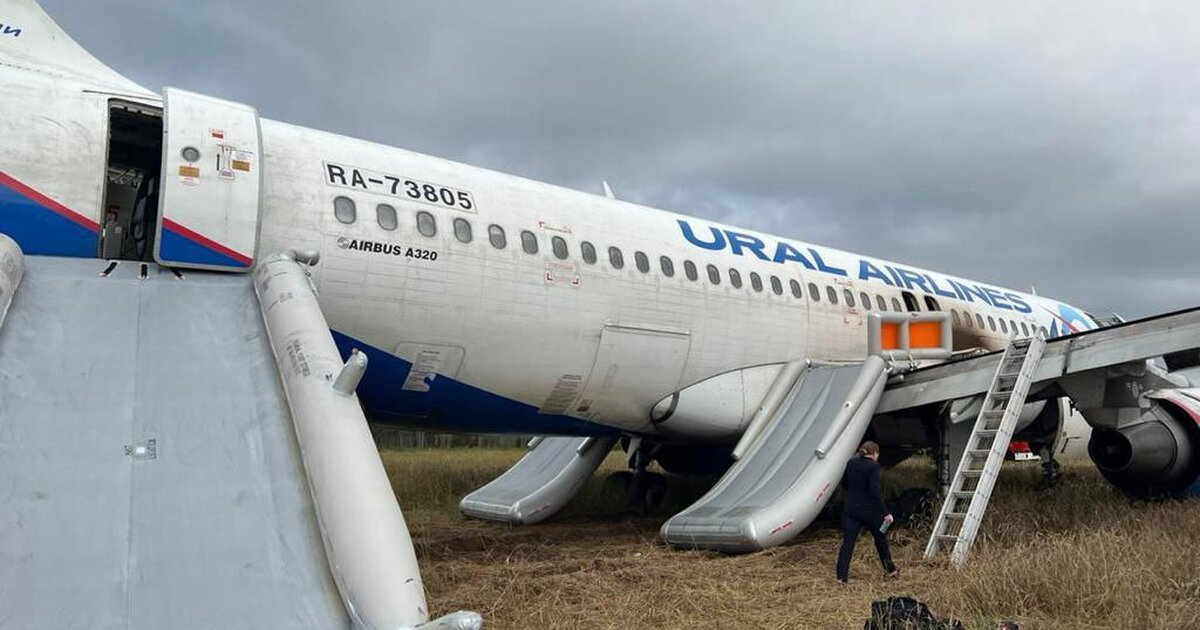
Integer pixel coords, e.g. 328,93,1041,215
642,472,669,511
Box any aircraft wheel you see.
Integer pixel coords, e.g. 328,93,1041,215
641,472,669,512
603,470,633,494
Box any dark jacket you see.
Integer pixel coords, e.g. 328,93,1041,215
841,455,888,521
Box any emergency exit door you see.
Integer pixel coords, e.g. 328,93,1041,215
155,88,262,271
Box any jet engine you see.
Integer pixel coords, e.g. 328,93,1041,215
1087,390,1200,498
1011,397,1091,459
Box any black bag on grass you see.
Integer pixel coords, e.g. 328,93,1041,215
862,596,963,630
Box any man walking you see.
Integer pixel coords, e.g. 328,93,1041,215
836,440,898,584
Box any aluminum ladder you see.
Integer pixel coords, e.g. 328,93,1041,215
924,333,1046,567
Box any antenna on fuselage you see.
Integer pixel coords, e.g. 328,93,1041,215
602,181,616,200
1030,286,1038,295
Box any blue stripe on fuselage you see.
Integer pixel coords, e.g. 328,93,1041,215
330,331,620,436
158,227,249,268
0,180,96,257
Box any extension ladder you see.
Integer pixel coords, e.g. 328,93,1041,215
924,333,1046,567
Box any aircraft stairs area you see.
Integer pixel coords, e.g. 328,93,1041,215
925,334,1046,567
459,313,953,554
0,238,480,630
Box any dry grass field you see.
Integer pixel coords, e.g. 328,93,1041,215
381,448,1200,630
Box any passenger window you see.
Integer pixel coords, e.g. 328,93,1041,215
1012,320,1020,336
1000,319,1009,334
416,211,436,237
453,217,472,243
751,272,764,292
660,256,675,277
333,196,356,224
770,276,783,295
844,289,855,307
952,310,961,325
488,224,507,249
376,204,398,231
790,279,802,299
635,251,650,273
1040,326,1048,337
684,260,698,281
581,241,597,264
860,292,872,310
826,286,838,305
552,236,568,260
1021,322,1029,336
988,316,997,331
902,291,920,312
976,313,985,329
876,295,887,311
706,264,721,285
964,311,974,328
891,297,902,312
521,230,538,254
809,283,820,301
608,247,624,269
729,268,742,288
924,295,941,311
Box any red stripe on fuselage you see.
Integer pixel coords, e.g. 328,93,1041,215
1041,305,1080,334
161,218,253,266
0,171,99,232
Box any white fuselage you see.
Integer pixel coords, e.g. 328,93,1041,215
0,0,1097,441
257,118,1092,436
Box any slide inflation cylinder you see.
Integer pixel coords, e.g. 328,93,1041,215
0,234,24,329
254,251,431,630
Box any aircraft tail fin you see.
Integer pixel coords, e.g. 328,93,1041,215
0,0,151,94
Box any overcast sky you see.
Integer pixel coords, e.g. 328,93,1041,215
39,0,1200,317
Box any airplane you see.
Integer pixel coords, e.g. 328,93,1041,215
1,0,1198,624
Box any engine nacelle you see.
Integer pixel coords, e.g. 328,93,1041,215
1007,397,1091,459
1087,391,1200,498
1052,400,1091,459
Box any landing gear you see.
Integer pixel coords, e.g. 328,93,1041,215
641,473,668,511
625,439,666,514
604,470,668,514
603,470,634,494
1037,445,1061,490
619,471,667,514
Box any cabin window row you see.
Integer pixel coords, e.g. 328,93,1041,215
805,284,908,313
334,196,476,243
332,198,1048,333
950,308,1046,338
332,198,810,298
516,230,808,298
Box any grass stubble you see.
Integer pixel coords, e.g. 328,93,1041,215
381,448,1200,630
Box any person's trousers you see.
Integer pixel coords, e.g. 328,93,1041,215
836,511,895,581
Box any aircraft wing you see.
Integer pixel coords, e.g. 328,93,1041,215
878,305,1200,415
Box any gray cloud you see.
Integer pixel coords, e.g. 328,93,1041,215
40,0,1200,317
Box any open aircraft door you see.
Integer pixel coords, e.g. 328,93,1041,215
155,88,261,271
